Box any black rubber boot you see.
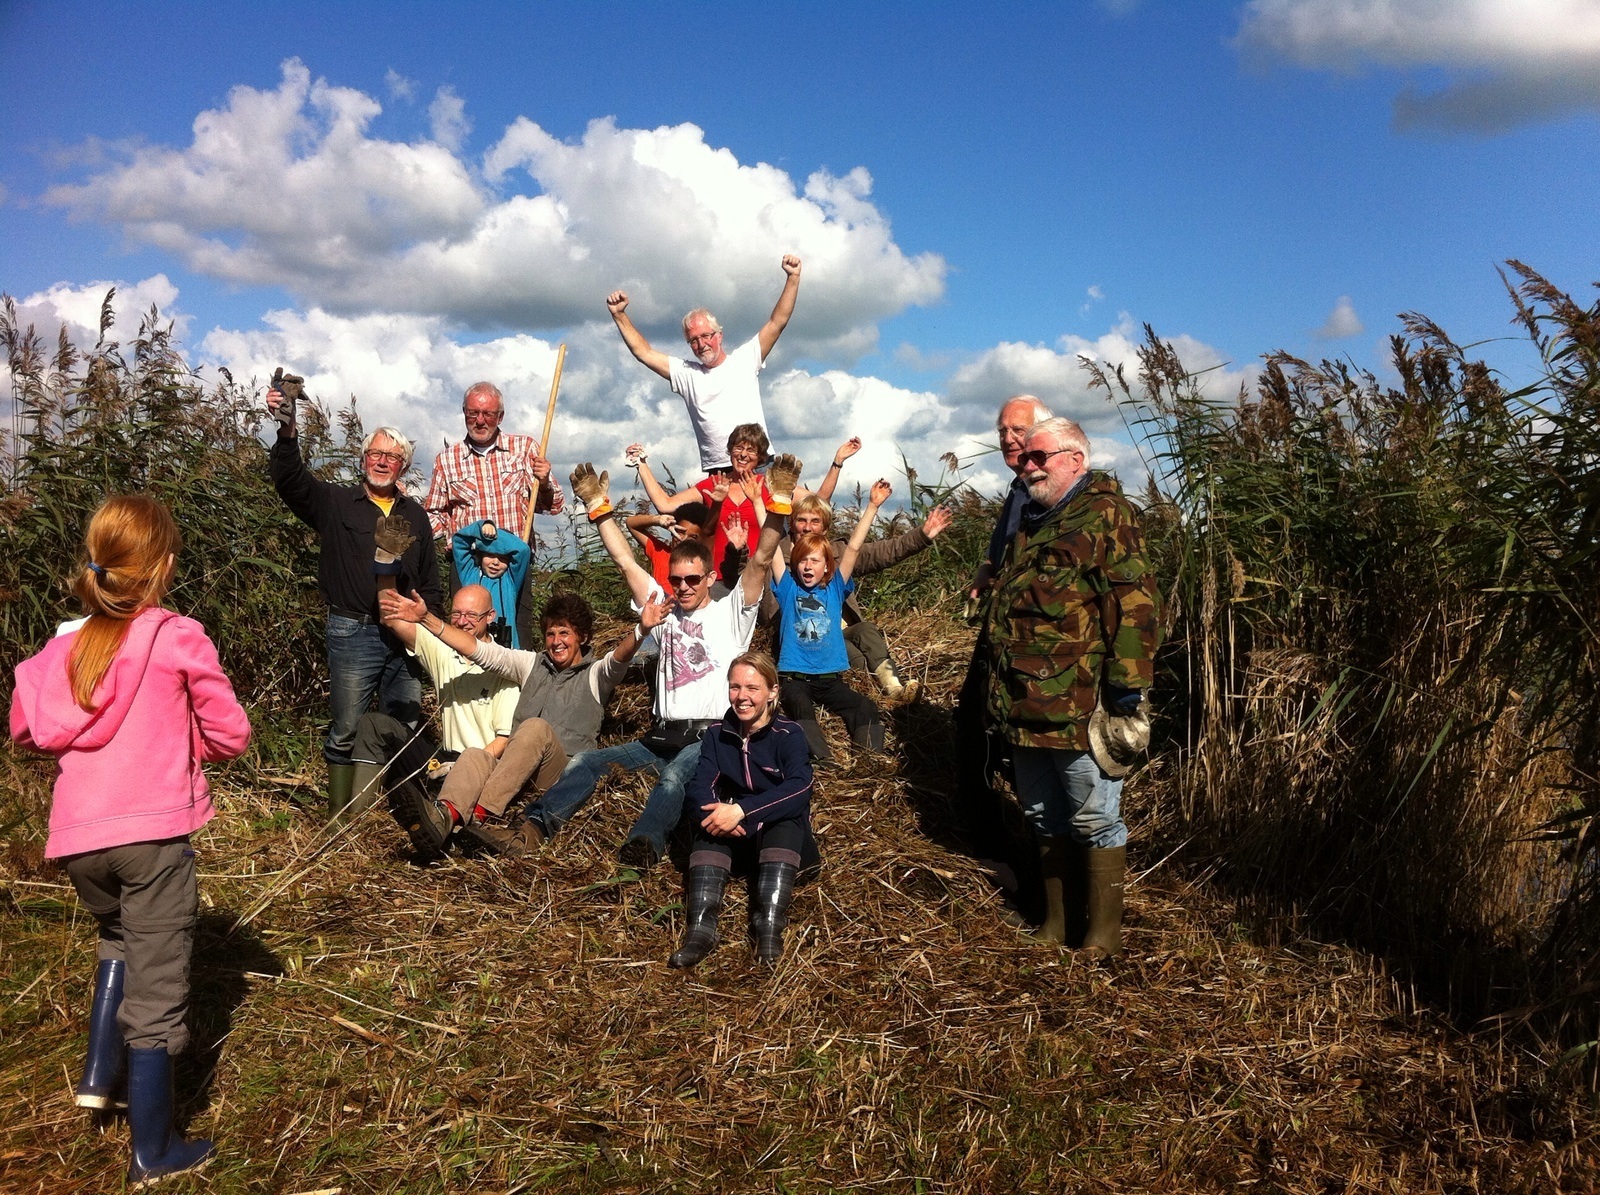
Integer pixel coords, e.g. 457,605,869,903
668,865,728,968
750,861,798,965
126,1046,214,1187
75,959,127,1109
1080,845,1126,960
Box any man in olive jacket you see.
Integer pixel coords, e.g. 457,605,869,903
981,417,1161,958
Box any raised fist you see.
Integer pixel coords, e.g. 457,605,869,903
606,291,629,316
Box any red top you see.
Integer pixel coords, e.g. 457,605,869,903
694,474,771,585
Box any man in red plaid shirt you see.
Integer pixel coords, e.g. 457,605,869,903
424,381,565,643
423,381,565,540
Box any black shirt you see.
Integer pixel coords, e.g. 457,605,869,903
269,432,443,619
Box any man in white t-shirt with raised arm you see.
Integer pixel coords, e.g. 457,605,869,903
530,454,798,869
605,255,803,475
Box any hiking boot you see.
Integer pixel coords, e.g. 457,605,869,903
516,817,546,852
873,661,920,705
457,812,531,859
387,779,454,861
618,837,661,870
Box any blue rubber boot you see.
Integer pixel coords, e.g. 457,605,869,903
75,959,127,1109
126,1047,214,1187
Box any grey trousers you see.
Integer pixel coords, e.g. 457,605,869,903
844,621,890,674
65,838,197,1052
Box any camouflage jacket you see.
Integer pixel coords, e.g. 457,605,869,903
982,472,1161,750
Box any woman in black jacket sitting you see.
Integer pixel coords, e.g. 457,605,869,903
669,651,815,967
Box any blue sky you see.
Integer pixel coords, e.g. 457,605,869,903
4,0,1598,494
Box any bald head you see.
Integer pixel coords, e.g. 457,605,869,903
449,584,497,641
998,395,1052,472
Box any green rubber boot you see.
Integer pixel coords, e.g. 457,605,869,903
348,762,386,819
326,763,355,823
1080,845,1126,960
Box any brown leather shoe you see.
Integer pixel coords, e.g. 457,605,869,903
457,813,530,858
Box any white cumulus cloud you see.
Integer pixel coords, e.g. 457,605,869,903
1316,295,1365,338
9,275,187,352
44,59,945,361
1238,0,1600,132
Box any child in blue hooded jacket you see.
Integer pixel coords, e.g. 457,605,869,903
452,519,530,647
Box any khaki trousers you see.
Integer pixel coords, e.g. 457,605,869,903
439,717,568,820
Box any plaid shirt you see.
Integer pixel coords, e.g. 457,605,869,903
423,433,565,538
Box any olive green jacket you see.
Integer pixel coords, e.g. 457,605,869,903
982,472,1161,750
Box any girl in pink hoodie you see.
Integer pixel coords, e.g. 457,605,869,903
9,494,250,1187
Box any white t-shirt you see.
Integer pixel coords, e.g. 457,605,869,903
411,627,521,753
669,335,767,472
640,585,761,721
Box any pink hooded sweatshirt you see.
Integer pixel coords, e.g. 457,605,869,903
9,606,251,859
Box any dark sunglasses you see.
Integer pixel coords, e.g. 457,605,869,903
668,572,706,588
1017,447,1077,469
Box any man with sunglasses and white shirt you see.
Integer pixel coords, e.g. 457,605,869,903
268,382,442,821
979,417,1161,960
527,455,795,868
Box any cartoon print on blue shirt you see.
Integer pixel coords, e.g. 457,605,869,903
793,591,829,645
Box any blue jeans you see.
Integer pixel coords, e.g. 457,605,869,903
525,739,702,854
324,615,424,765
1012,746,1127,848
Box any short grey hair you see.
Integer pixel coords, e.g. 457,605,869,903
462,381,504,411
363,426,415,469
998,394,1053,426
1027,417,1090,467
682,307,722,336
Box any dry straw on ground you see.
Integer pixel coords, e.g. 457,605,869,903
3,612,1596,1193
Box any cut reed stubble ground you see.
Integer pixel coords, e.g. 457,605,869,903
3,611,1596,1194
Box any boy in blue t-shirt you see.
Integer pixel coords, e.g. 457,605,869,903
451,519,531,648
771,479,892,763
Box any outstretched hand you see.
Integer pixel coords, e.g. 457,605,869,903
724,514,750,552
640,592,671,631
380,588,428,623
922,504,953,539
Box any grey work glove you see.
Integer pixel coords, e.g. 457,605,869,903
268,367,305,430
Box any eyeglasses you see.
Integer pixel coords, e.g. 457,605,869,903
687,331,721,348
450,609,493,622
463,409,502,423
1016,447,1077,469
365,449,406,465
668,572,706,589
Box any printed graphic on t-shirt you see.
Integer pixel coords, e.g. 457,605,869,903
663,618,715,690
794,591,829,644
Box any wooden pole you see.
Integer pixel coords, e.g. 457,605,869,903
523,342,566,543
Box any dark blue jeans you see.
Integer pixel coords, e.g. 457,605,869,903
324,614,424,765
525,739,702,854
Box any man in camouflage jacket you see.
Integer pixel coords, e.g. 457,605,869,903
981,417,1161,957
